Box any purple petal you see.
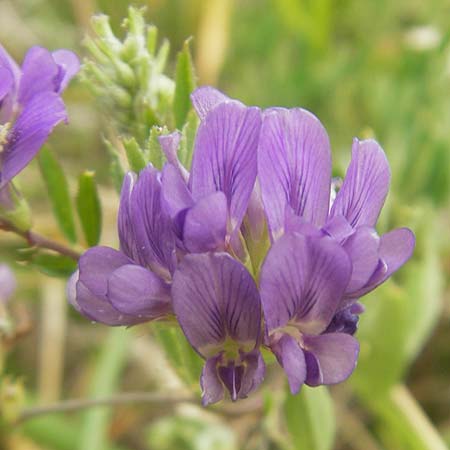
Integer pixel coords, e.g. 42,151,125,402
161,163,194,219
0,263,16,303
271,334,306,394
238,351,265,399
18,46,59,105
172,253,261,357
0,44,20,85
330,139,390,228
201,356,224,406
1,92,66,187
78,246,132,298
260,233,352,335
0,67,14,102
191,86,230,120
189,102,261,233
108,264,171,318
129,166,176,276
159,132,189,181
183,191,227,253
303,333,359,386
118,172,141,263
322,215,353,242
75,246,142,325
351,227,415,297
66,270,81,312
51,49,80,93
284,206,322,237
258,108,331,240
325,302,364,335
343,226,380,294
242,181,266,242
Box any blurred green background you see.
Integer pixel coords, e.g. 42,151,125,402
0,0,449,449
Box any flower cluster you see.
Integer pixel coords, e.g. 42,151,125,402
69,87,415,405
0,44,79,199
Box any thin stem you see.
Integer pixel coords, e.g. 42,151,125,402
0,219,81,261
16,392,198,424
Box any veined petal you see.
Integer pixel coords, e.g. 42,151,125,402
118,172,141,263
159,132,189,181
172,253,261,358
51,49,80,93
201,356,224,406
130,166,176,275
191,86,231,120
189,102,261,233
1,92,66,187
330,139,391,228
260,233,352,335
108,264,171,318
0,67,14,102
0,44,20,86
238,351,265,399
322,214,353,242
271,334,306,394
350,227,415,298
258,108,331,240
18,46,59,105
161,163,194,219
343,226,380,294
75,246,142,325
183,191,227,253
303,333,359,386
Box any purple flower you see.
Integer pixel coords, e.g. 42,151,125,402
70,85,415,403
69,167,174,325
257,107,415,304
259,232,359,393
0,44,79,189
0,263,16,304
160,89,261,256
172,252,264,405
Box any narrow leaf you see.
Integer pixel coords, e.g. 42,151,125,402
123,137,146,172
76,171,102,247
31,252,77,278
173,38,197,129
179,109,199,169
38,147,77,243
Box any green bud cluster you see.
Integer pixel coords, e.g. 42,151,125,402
82,7,175,146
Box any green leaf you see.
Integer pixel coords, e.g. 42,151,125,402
146,126,168,169
152,322,203,388
284,385,336,450
173,38,196,129
76,171,102,247
123,137,146,172
179,109,199,169
38,147,77,243
78,328,131,450
31,252,77,278
103,138,125,194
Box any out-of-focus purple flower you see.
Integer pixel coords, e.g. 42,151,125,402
260,233,359,393
160,88,262,256
172,252,264,405
0,44,79,189
0,264,16,304
257,107,415,306
70,167,175,325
